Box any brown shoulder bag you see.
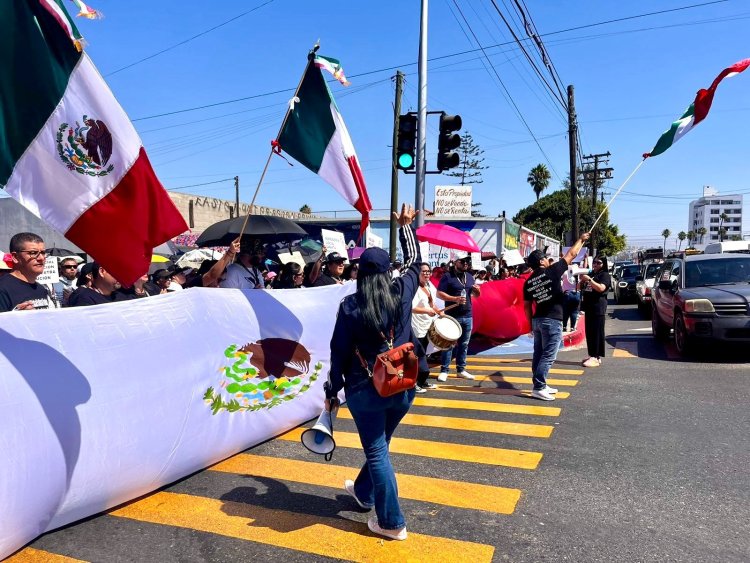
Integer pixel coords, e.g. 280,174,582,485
356,329,418,397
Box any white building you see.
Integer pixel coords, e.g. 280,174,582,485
688,186,743,245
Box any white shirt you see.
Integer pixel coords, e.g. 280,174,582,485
219,263,264,289
562,269,578,292
411,283,437,338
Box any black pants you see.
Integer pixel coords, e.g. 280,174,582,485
416,335,430,386
584,312,606,358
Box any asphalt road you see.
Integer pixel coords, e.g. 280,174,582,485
10,299,750,562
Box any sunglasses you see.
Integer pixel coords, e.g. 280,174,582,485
62,265,78,269
593,261,603,265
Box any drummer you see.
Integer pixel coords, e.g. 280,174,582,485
436,255,481,381
411,263,442,393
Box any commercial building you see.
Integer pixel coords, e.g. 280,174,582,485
688,186,743,245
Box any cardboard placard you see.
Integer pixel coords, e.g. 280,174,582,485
277,251,306,268
366,231,383,249
471,252,483,271
321,229,348,263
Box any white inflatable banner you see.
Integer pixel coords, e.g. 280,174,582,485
0,285,354,559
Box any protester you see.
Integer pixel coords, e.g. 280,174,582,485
75,262,95,290
0,232,57,312
411,262,441,393
168,267,191,291
498,267,510,280
343,262,359,281
114,273,156,299
562,267,581,332
0,257,10,278
68,262,121,307
391,259,402,279
151,269,173,294
220,239,265,289
185,237,240,288
580,255,612,367
326,203,420,541
311,252,347,286
435,256,480,381
55,256,80,305
273,262,304,289
522,233,590,401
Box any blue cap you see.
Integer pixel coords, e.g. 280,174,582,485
359,247,391,275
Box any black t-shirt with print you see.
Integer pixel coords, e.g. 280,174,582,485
67,286,115,307
0,274,52,312
437,271,476,318
522,259,568,320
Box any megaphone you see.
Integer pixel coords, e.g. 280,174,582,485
301,407,337,461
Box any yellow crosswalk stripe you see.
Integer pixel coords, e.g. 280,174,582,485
413,396,561,416
5,549,87,563
210,454,520,515
337,408,554,438
612,341,638,358
465,364,584,375
278,428,542,469
110,492,496,563
458,357,529,363
442,374,579,386
433,386,570,399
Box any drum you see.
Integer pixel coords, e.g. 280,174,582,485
427,316,463,350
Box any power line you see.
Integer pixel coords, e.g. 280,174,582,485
105,0,277,77
129,1,733,122
166,178,234,192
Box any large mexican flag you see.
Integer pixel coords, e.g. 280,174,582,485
277,56,371,236
0,0,187,285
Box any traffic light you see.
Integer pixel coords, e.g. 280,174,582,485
396,113,418,171
437,113,462,171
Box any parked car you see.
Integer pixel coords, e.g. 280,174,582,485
636,262,663,317
651,253,750,355
613,264,641,304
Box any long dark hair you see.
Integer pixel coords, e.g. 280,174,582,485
274,262,301,289
356,271,400,336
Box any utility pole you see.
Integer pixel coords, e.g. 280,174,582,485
567,85,578,242
415,0,428,227
234,176,240,218
390,71,404,259
581,151,612,256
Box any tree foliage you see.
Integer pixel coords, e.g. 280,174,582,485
512,188,626,256
299,204,312,214
527,164,551,201
445,132,488,185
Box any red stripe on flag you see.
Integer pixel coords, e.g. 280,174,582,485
346,155,372,239
65,148,188,286
694,58,750,126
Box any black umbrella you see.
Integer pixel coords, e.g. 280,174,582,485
47,247,78,257
195,215,307,247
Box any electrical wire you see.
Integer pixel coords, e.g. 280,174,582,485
166,178,235,192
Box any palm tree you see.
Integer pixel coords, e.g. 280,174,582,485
527,164,551,201
719,212,729,242
697,227,707,244
677,231,686,251
661,228,671,253
687,230,695,246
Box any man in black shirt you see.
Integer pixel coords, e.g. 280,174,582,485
312,252,347,286
0,232,54,312
68,262,121,307
523,232,589,401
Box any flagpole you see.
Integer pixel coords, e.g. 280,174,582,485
590,157,647,231
237,44,320,240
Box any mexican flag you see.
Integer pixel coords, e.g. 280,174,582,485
645,58,750,158
0,0,187,285
276,55,371,236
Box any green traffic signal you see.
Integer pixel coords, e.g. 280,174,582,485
398,153,414,169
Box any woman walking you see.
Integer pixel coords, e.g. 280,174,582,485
411,263,441,393
579,256,611,367
326,204,420,541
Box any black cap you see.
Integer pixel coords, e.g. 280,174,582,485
527,249,548,269
152,268,172,280
359,247,391,275
326,252,346,263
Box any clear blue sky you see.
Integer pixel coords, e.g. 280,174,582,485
71,0,750,248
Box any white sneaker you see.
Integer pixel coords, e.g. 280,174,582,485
414,385,427,394
437,372,449,382
531,388,555,401
367,516,407,541
582,357,601,368
544,385,558,394
344,479,372,510
457,370,475,380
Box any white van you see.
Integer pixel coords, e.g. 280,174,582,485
703,241,750,254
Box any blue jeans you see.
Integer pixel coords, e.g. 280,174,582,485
563,291,581,330
531,317,563,390
346,384,415,530
440,315,472,372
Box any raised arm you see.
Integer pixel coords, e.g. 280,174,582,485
204,237,239,287
394,204,421,300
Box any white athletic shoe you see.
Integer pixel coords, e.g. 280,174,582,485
367,516,407,541
437,372,449,382
531,388,555,401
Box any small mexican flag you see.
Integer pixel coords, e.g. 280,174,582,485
276,55,371,236
644,58,750,158
0,0,187,285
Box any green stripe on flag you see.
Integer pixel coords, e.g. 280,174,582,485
277,62,336,174
0,0,81,185
647,103,695,158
